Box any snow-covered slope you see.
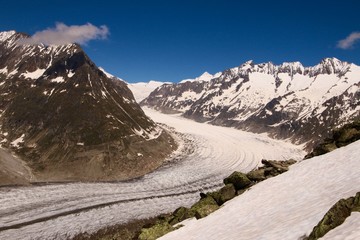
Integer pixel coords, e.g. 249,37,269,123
142,58,360,148
160,140,360,240
128,80,168,102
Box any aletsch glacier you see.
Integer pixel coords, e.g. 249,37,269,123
0,109,305,239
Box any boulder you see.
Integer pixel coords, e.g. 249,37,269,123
247,169,266,181
261,160,289,173
168,207,193,225
190,196,219,219
223,171,252,190
209,184,236,205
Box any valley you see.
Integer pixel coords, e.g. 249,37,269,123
0,108,305,239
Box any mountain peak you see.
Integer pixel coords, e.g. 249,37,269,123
0,30,16,41
196,72,214,81
0,29,175,183
308,57,350,76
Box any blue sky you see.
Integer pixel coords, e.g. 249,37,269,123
1,0,359,82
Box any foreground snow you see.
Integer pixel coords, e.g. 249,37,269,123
0,109,304,239
160,141,360,240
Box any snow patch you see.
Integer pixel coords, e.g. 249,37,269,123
21,68,46,79
50,76,65,83
10,134,25,148
67,71,75,78
0,67,8,75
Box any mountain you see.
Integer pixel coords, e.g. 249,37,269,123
0,30,175,184
179,71,222,83
127,80,168,102
142,58,360,149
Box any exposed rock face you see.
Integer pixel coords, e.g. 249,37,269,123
305,121,360,159
0,31,175,183
142,58,360,149
307,192,360,240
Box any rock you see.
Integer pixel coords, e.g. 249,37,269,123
190,196,219,219
305,121,360,159
354,192,360,212
261,160,289,173
223,171,252,190
138,222,179,240
307,193,359,240
236,189,247,196
286,159,297,165
199,192,207,199
168,207,193,225
333,122,360,147
247,169,266,181
209,184,236,205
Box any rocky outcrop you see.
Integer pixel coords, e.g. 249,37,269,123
305,121,360,159
307,192,360,240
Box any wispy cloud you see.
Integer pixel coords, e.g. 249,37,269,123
337,31,360,49
18,22,109,45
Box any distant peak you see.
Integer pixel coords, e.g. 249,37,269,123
198,71,212,78
196,72,214,82
240,60,254,67
277,61,305,75
319,57,344,65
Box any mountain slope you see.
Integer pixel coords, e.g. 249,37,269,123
0,30,175,184
142,59,360,149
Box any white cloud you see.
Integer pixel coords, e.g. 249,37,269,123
18,22,109,46
337,31,360,49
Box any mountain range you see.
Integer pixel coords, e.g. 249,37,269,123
0,30,175,185
142,58,360,149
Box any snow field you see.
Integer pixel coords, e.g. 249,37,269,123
160,140,360,240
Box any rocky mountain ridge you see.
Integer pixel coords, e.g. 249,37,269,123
142,58,360,149
0,30,175,184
